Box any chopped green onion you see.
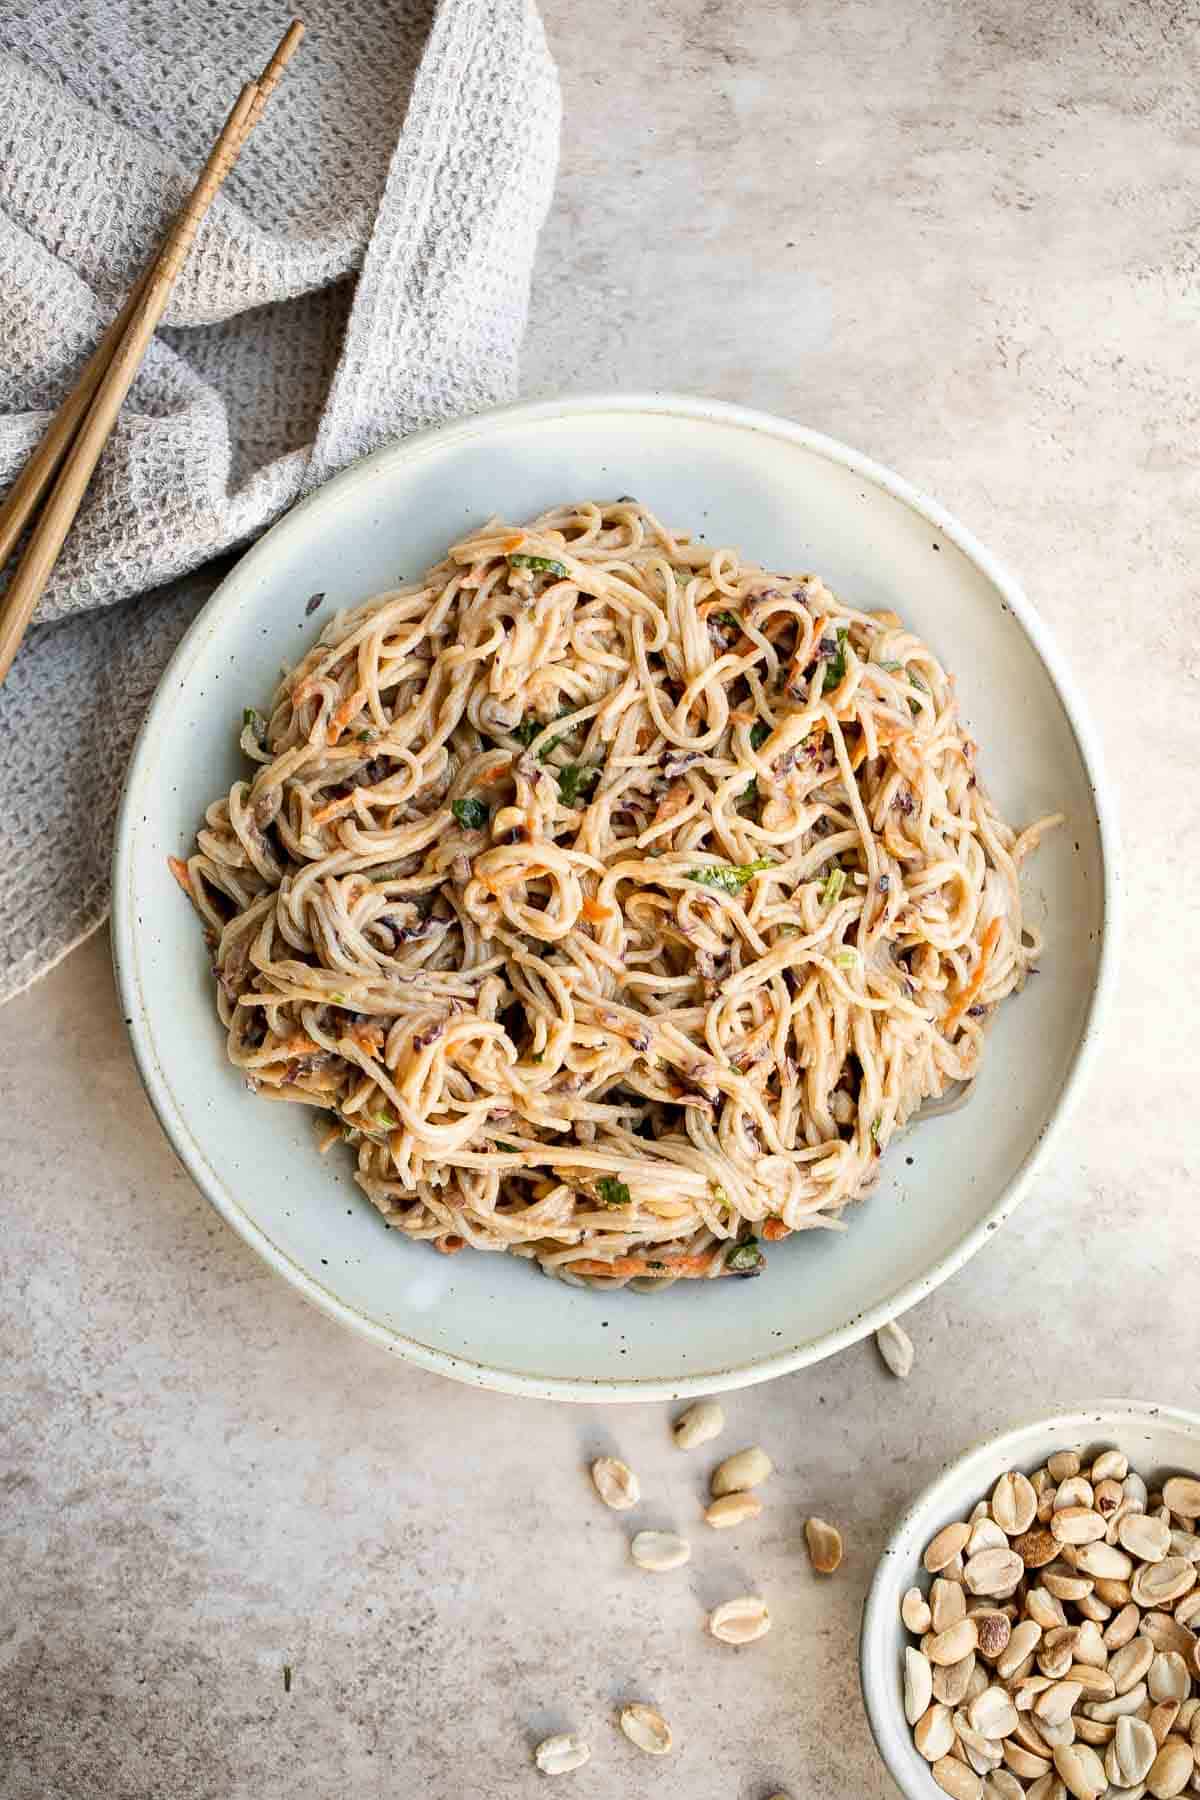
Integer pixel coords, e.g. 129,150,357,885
688,857,774,895
879,660,905,674
597,1177,631,1208
508,553,568,577
513,709,578,759
822,627,850,693
908,696,922,717
710,1184,730,1209
495,1141,518,1154
330,992,347,1004
715,610,740,629
909,671,929,692
374,1107,397,1128
451,796,489,830
833,948,859,969
750,720,771,750
820,867,846,906
871,1116,882,1146
557,763,600,806
647,1260,666,1271
725,1238,762,1272
739,777,758,807
242,707,266,743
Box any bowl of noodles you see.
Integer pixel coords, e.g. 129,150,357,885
113,394,1114,1399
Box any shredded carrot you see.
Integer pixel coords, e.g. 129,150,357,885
944,916,1002,1035
762,1218,790,1242
581,896,613,924
326,687,368,745
849,738,868,771
478,762,510,785
312,796,355,826
500,533,524,553
568,1250,718,1280
166,855,192,897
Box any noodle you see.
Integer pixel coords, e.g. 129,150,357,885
171,499,1059,1290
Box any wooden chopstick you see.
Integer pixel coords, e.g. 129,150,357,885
0,21,304,686
0,265,153,574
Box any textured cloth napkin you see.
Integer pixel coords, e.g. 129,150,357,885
0,0,558,1004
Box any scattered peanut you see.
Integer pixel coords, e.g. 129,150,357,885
618,1703,672,1756
672,1399,725,1450
534,1733,591,1775
710,1445,773,1497
876,1318,916,1378
704,1492,763,1530
630,1530,691,1571
591,1456,639,1510
805,1516,843,1575
708,1594,770,1644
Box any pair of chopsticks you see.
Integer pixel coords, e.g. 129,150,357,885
0,21,305,687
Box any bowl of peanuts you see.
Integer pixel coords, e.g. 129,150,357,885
860,1403,1200,1800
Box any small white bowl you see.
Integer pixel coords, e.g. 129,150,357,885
860,1400,1200,1798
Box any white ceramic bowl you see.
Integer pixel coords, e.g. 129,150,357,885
860,1400,1200,1798
112,393,1116,1401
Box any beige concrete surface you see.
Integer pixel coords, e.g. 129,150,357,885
4,1,1200,1796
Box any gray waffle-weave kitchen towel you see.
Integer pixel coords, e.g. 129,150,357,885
0,0,559,1003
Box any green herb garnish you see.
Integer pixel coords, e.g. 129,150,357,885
557,763,600,806
715,610,740,629
821,627,850,693
739,777,758,807
451,796,489,830
879,660,905,674
495,1141,518,1153
834,948,859,969
330,992,348,1004
871,1116,882,1146
513,709,578,759
508,553,568,577
374,1107,397,1128
820,867,845,906
647,1260,666,1271
688,857,774,894
710,1184,730,1209
750,720,771,750
725,1238,763,1272
597,1177,632,1208
242,707,266,742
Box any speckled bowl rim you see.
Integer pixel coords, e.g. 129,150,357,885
112,391,1119,1401
859,1399,1200,1797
